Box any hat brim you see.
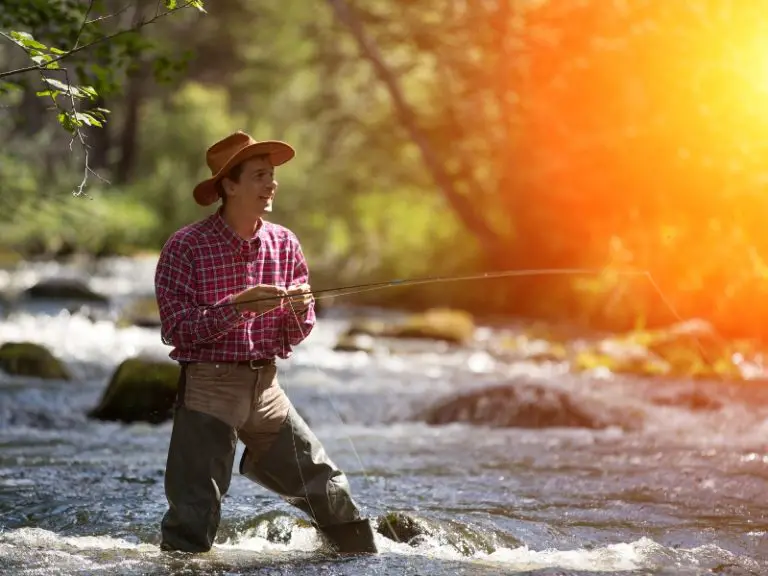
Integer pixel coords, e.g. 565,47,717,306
193,140,295,207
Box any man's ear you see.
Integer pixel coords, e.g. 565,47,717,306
221,177,234,196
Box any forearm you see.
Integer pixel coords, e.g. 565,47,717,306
160,294,245,348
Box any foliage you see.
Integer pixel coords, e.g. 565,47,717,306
4,0,768,347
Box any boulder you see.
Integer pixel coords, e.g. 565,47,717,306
344,319,388,338
332,333,376,353
377,511,432,544
88,356,180,424
21,277,109,304
118,296,161,328
385,308,475,344
342,309,476,345
0,342,71,380
376,511,497,554
419,380,643,430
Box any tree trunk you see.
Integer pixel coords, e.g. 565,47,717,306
326,0,503,261
115,64,146,184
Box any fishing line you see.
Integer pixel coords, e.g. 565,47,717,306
281,294,403,545
210,267,657,310
266,266,716,549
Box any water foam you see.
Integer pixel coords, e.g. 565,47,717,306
0,527,749,574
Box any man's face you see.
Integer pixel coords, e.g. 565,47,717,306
226,156,277,215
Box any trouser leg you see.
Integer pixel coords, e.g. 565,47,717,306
239,391,377,554
160,365,238,553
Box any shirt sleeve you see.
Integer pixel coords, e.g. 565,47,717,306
154,235,245,348
282,240,316,346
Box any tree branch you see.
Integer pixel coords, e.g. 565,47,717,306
325,0,502,256
0,1,199,80
73,0,96,50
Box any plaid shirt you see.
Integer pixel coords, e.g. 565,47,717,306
154,209,316,362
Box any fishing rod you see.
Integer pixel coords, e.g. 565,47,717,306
212,267,653,309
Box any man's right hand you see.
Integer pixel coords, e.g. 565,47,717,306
233,284,286,314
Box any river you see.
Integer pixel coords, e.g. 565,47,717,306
0,256,766,575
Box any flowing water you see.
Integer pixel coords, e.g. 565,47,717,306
0,256,766,575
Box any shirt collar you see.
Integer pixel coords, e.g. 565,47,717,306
211,208,262,253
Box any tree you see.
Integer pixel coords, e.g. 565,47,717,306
0,0,206,194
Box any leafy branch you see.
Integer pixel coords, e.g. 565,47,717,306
0,0,206,196
0,0,205,79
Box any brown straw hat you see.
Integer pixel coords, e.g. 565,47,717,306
192,131,295,206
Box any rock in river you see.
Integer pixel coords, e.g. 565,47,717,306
89,356,179,424
419,379,643,430
21,277,109,304
0,341,71,380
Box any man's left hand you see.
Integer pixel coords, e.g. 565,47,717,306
285,283,313,313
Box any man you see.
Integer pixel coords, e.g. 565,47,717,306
153,131,377,555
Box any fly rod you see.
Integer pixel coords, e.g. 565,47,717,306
212,267,651,309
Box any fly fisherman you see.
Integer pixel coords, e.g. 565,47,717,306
153,131,377,555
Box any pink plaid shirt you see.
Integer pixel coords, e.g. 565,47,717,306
154,209,316,363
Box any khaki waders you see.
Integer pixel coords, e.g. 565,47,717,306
159,360,377,554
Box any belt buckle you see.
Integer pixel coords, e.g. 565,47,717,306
248,359,261,371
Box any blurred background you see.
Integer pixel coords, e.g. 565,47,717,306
3,0,768,335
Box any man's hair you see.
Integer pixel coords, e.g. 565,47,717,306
216,154,271,204
216,162,245,203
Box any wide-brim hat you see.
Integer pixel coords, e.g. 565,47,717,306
193,131,295,206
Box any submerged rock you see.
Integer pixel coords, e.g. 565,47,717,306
377,511,431,544
376,511,498,555
21,277,109,304
419,380,642,430
88,356,179,424
0,342,71,380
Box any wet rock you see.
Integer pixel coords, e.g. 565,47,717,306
342,308,475,345
644,319,742,379
568,318,758,381
21,277,109,305
0,342,71,380
493,334,568,362
649,387,723,411
376,511,498,555
332,333,376,353
419,380,642,430
118,296,161,328
573,339,669,377
377,511,431,544
88,356,179,424
386,308,475,344
344,318,388,337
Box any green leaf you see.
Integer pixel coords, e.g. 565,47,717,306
42,77,70,92
9,31,48,51
165,0,177,8
75,111,102,127
188,0,207,13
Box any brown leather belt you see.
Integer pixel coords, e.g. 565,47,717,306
237,358,276,370
182,358,275,371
